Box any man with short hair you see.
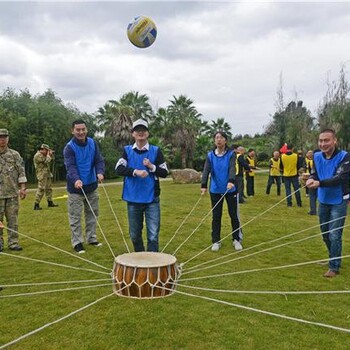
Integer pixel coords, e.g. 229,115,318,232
266,151,282,196
280,144,303,207
63,120,105,254
306,129,350,278
33,143,58,210
116,119,169,252
0,129,27,251
245,148,256,196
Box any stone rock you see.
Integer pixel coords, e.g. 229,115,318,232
170,168,201,184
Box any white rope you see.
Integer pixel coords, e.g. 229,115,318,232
81,186,116,259
176,283,350,295
0,252,111,275
0,283,112,298
99,181,130,253
0,292,115,350
179,254,350,282
182,186,306,266
4,225,110,271
161,195,202,253
1,278,111,288
182,222,350,276
185,215,347,272
170,288,350,334
172,189,229,256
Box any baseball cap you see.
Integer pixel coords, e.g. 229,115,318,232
41,144,51,150
132,119,148,131
0,129,9,136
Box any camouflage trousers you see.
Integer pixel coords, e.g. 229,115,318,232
67,190,99,247
35,177,53,203
0,197,19,248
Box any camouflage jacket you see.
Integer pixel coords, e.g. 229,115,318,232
0,147,27,199
33,151,53,180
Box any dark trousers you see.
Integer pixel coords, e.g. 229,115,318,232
210,192,242,243
284,176,302,206
309,188,317,214
266,176,281,195
246,176,255,196
235,175,245,203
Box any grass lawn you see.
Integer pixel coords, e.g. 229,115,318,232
1,173,350,349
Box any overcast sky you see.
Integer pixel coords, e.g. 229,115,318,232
0,1,349,135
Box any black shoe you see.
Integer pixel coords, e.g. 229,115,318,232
287,203,292,207
89,241,102,247
74,243,85,254
297,203,302,207
9,245,23,251
308,211,317,215
34,203,42,210
48,201,58,208
0,241,3,252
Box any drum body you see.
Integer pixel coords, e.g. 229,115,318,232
113,252,179,298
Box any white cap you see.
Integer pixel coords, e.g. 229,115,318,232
132,119,148,131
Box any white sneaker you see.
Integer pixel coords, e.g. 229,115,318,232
233,239,243,251
211,242,221,251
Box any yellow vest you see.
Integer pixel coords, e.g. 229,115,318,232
281,153,298,176
247,156,255,177
305,158,313,174
270,158,281,176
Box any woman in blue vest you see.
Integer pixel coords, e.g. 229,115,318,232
116,119,169,252
306,128,350,277
201,131,243,251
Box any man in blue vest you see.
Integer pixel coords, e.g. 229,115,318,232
63,120,105,254
306,129,350,277
116,119,169,252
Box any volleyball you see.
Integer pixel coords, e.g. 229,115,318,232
127,16,157,48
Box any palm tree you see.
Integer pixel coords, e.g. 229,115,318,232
167,95,202,168
204,117,233,140
119,91,153,121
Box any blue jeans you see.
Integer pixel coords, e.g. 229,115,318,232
318,200,348,272
284,176,302,206
127,197,160,252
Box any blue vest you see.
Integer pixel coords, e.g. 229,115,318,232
68,138,97,185
208,150,235,194
314,150,347,205
122,145,158,203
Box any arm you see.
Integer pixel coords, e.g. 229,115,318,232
116,149,135,177
94,141,105,181
63,144,80,184
228,152,236,184
201,156,211,191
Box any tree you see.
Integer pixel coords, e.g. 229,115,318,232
167,95,202,168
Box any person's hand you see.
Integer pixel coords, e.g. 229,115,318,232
201,188,207,195
0,221,4,229
97,174,104,182
143,158,153,169
306,178,319,189
74,180,83,189
227,182,234,190
135,169,149,178
19,188,26,200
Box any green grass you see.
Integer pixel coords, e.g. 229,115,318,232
1,173,350,349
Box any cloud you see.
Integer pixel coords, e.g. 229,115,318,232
0,2,349,135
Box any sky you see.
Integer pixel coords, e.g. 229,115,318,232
0,1,350,135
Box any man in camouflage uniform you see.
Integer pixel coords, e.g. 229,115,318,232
33,143,58,210
0,129,27,251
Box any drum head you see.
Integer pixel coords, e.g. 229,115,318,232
115,252,177,268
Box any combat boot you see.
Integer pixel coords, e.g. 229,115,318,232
48,201,58,208
34,203,42,210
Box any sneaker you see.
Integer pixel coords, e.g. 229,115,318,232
323,269,339,278
211,242,221,251
9,245,23,251
89,241,102,247
74,243,85,254
233,239,243,251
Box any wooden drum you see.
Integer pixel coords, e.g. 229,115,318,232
113,252,179,298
